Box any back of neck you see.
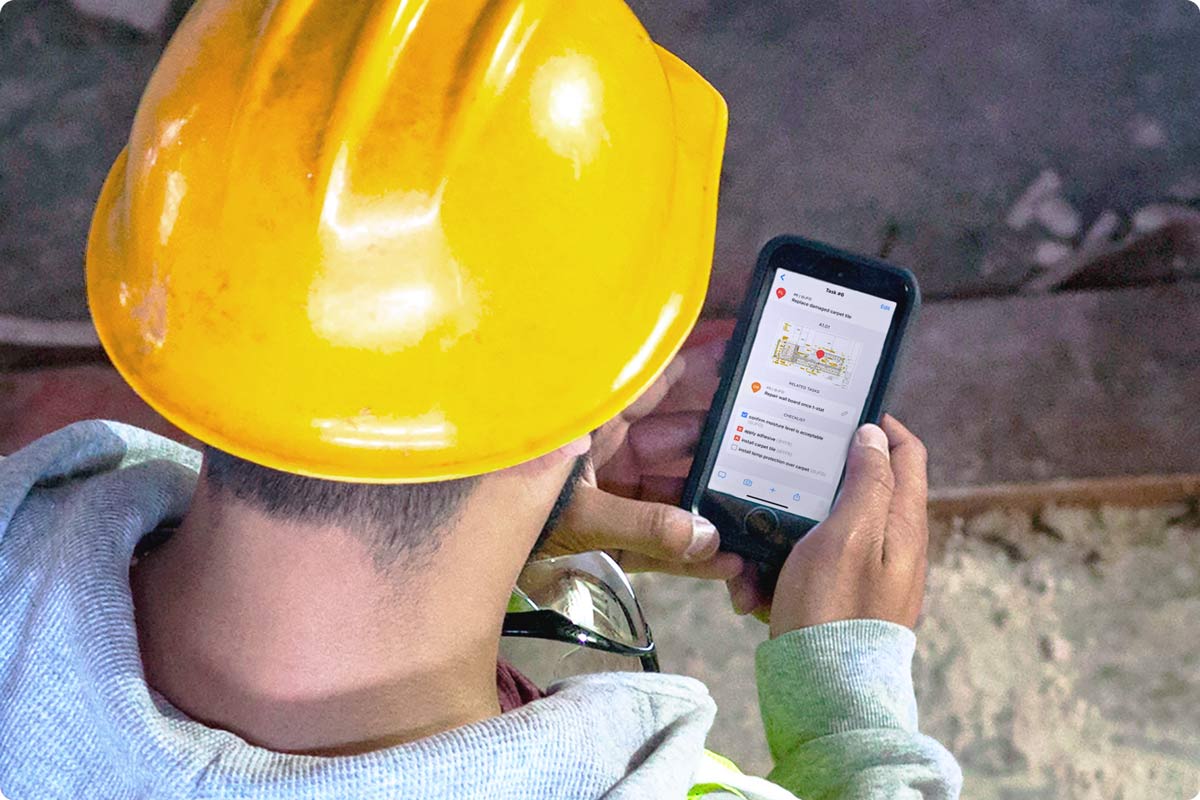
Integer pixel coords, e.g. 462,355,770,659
130,490,503,754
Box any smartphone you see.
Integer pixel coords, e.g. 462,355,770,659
682,236,919,567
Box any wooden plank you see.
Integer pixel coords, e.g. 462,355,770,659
928,473,1200,518
0,315,99,348
0,365,197,455
888,283,1200,487
0,315,104,371
4,286,1197,496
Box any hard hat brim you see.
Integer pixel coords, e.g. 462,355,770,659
87,42,727,483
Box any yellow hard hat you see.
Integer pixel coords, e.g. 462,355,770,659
87,0,727,482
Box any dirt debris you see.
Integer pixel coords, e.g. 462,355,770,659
916,505,1200,799
631,504,1200,799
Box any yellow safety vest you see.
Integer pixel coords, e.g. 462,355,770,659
688,751,801,800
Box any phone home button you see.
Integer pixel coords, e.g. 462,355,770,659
744,508,780,538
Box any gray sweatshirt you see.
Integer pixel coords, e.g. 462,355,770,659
0,421,960,799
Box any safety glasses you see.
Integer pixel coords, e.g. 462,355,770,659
502,551,659,673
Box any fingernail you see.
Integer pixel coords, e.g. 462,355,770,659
684,516,719,561
854,424,889,456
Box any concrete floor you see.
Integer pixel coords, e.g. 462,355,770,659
629,0,1200,308
0,0,162,319
3,0,1199,318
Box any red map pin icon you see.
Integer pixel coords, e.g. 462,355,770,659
751,382,762,393
775,288,786,299
816,349,825,359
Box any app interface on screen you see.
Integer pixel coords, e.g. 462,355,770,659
707,268,897,521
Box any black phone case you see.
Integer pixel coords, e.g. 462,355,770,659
681,235,921,567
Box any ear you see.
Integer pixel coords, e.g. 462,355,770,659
505,433,592,477
555,434,592,459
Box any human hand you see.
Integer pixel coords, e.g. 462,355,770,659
730,415,929,634
539,321,744,580
590,319,733,501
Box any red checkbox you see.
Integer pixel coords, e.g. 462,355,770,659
733,435,741,441
736,425,744,432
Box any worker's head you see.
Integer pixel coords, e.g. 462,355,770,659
198,441,591,570
201,445,479,566
86,0,726,565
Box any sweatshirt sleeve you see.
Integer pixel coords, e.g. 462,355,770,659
755,619,962,800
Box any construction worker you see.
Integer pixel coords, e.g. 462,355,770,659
0,1,961,798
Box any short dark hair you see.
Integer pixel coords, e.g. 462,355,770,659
202,447,479,568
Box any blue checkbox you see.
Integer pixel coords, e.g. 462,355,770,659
740,411,748,418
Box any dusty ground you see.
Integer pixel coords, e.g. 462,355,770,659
5,0,1200,318
630,0,1200,306
628,505,1200,799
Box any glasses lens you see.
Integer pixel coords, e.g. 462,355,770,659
514,551,651,649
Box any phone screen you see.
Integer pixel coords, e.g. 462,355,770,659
706,267,899,522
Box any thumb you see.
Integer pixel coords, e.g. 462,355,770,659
556,483,720,563
817,423,895,547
